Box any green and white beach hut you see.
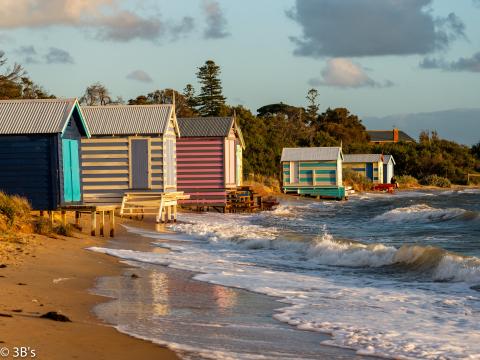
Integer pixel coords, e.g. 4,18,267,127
281,147,345,199
343,154,384,184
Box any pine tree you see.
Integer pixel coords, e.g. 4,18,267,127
306,88,320,125
196,60,226,116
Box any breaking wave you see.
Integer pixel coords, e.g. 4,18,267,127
171,220,480,284
374,204,478,223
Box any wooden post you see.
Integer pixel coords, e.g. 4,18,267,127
48,211,54,227
99,211,105,237
173,205,177,222
166,206,171,223
75,211,81,230
40,211,44,217
61,211,67,226
109,210,115,237
91,211,97,236
161,207,166,223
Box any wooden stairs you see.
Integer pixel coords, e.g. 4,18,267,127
120,192,190,223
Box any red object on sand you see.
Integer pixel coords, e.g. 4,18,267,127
373,184,396,193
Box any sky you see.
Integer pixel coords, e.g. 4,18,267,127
0,0,479,133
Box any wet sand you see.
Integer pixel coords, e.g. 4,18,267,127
0,227,178,360
93,221,370,359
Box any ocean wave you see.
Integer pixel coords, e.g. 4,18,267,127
374,204,477,223
171,218,480,284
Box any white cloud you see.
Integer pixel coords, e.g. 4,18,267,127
309,58,393,88
126,70,153,83
0,0,190,42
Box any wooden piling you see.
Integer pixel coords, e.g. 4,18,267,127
99,211,105,237
61,211,67,226
109,210,115,237
75,211,81,230
91,211,97,236
48,211,54,227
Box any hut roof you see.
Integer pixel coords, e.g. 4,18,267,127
177,117,245,148
344,154,384,163
367,130,415,142
281,147,343,162
383,154,396,165
82,104,176,136
0,98,90,136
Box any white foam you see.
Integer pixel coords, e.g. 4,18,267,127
374,204,467,223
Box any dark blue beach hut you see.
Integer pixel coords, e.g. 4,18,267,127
0,98,91,210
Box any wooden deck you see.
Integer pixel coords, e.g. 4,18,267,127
57,204,118,237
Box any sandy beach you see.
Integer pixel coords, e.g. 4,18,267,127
0,226,178,360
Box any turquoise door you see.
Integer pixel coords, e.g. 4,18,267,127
62,139,82,202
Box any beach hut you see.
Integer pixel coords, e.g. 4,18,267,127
343,154,384,184
0,98,90,210
280,147,345,199
383,155,396,184
80,104,179,205
176,117,245,208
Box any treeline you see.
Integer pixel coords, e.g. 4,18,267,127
1,53,479,184
0,52,54,99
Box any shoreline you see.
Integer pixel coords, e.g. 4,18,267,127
90,220,371,360
0,226,178,360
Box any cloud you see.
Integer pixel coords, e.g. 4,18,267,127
288,0,466,57
126,70,153,83
169,16,195,41
420,52,480,72
309,58,393,88
202,0,230,39
45,47,74,64
15,45,39,64
0,0,192,43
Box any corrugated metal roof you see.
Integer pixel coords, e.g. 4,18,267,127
344,154,384,163
177,117,234,138
82,105,173,135
281,147,342,162
367,130,415,142
383,155,396,165
0,98,77,135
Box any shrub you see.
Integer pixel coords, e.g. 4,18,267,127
420,174,452,188
343,168,373,192
33,217,52,235
53,224,73,237
396,175,419,188
0,192,31,230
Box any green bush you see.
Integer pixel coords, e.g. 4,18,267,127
420,175,452,188
396,175,419,188
343,168,373,192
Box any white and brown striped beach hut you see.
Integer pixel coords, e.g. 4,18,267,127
80,104,179,205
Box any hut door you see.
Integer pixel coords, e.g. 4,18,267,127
131,139,150,189
366,163,374,181
62,139,82,202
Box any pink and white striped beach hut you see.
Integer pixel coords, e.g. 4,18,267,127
176,117,245,210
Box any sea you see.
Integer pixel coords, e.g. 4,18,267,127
91,189,480,359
